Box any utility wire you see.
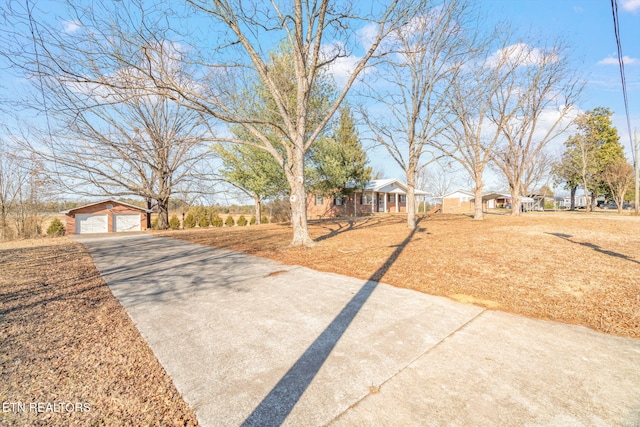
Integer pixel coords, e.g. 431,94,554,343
610,0,635,163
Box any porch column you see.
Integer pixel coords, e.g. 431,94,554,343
371,191,375,213
395,193,398,213
383,192,387,213
354,193,357,216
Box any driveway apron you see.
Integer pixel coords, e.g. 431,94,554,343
75,233,640,426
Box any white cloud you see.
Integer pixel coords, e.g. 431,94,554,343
356,23,379,53
487,43,558,68
62,20,81,34
320,41,368,87
598,55,638,65
573,6,584,13
621,0,640,12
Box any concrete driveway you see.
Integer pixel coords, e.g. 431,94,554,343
74,233,640,426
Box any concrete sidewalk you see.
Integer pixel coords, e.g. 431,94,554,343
75,233,640,426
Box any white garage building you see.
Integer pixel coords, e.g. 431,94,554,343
63,200,150,235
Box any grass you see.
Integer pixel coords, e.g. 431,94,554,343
157,211,640,338
2,211,637,424
0,237,198,426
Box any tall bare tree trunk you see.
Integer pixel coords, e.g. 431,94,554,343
146,198,153,229
254,195,262,225
157,196,170,229
511,193,521,215
473,184,484,220
406,168,417,229
570,186,577,210
287,148,314,247
510,181,522,216
582,177,591,212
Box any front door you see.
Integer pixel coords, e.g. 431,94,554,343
377,194,384,212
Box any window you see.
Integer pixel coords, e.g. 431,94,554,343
388,194,394,202
361,193,373,205
334,197,343,206
399,195,406,203
315,194,324,206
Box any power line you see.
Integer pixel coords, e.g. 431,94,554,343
610,0,634,163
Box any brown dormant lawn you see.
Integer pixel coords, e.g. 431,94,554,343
0,237,198,426
159,212,640,339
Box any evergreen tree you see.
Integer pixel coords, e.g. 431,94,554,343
308,107,372,216
215,142,288,224
559,108,624,211
215,43,334,226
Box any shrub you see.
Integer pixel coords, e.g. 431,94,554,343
46,218,65,236
261,215,269,224
183,213,196,228
198,215,210,228
237,215,248,226
250,216,256,225
207,206,218,222
169,215,181,230
225,215,235,227
211,214,223,227
151,217,159,230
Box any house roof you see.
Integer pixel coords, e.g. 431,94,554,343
481,192,511,201
362,179,428,195
62,199,152,214
440,189,475,199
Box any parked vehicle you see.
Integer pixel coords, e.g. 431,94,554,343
602,202,634,210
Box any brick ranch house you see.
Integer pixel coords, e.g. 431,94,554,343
62,199,151,235
307,179,429,219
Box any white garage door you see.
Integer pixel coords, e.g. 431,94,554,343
76,214,108,234
113,214,140,232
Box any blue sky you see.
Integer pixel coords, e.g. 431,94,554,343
367,0,640,188
2,0,639,199
485,0,639,148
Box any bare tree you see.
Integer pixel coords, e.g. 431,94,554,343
18,82,212,229
3,0,423,243
360,0,475,229
0,147,49,239
1,2,214,229
146,0,425,246
491,40,582,215
437,33,521,220
0,140,24,240
415,161,462,199
602,158,634,214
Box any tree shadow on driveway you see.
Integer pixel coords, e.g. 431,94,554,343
241,218,424,426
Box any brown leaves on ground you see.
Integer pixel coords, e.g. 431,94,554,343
158,212,640,338
0,237,198,426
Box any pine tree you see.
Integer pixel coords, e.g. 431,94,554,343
308,106,372,216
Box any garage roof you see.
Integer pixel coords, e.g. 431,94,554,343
61,199,152,214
